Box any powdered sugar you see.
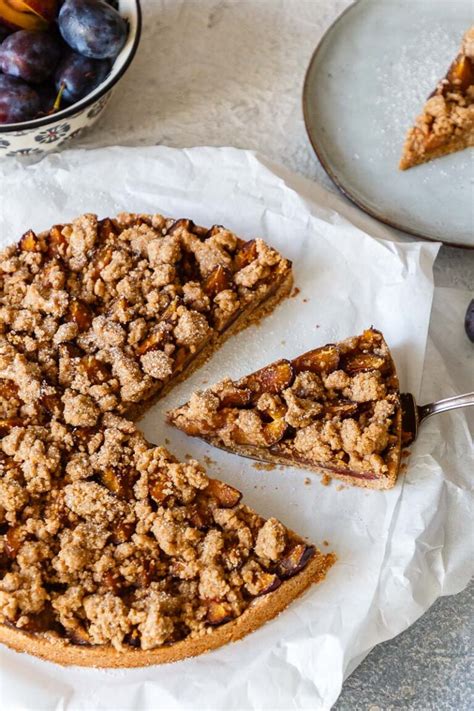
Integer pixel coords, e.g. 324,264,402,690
374,24,457,140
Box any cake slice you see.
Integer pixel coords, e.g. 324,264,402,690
0,351,334,667
0,212,292,424
400,27,474,169
168,329,402,490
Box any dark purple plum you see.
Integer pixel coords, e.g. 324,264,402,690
59,0,128,60
0,25,11,44
0,30,61,84
0,75,41,124
55,52,111,103
36,82,59,114
465,299,474,343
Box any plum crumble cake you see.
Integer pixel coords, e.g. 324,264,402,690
400,26,474,169
0,215,335,667
0,212,292,422
168,329,402,490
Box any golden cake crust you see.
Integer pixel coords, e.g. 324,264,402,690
0,546,334,668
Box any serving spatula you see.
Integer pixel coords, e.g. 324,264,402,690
401,391,474,445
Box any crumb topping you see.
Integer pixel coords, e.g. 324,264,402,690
169,329,400,480
401,26,474,168
0,214,318,654
0,214,291,418
0,397,315,650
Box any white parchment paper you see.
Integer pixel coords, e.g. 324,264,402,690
0,147,472,711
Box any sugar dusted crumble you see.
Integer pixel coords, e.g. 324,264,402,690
0,371,320,650
0,215,332,656
169,329,401,486
400,26,474,169
0,213,291,419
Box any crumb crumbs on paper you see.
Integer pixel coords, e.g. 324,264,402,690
315,324,320,328
203,455,216,467
253,462,275,471
304,477,311,486
303,298,309,303
165,437,170,445
321,474,332,487
291,286,300,298
336,484,345,492
402,449,411,458
323,540,330,547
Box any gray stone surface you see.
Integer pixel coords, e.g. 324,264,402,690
335,580,474,711
66,1,474,706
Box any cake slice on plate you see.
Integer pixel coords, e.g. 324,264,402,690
168,329,402,490
400,26,474,169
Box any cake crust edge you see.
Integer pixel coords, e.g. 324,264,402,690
0,546,334,668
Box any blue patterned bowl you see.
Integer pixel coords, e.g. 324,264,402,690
0,0,141,157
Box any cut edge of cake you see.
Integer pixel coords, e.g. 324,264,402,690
0,216,339,668
168,328,402,491
0,540,334,668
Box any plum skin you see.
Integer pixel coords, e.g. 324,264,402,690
465,299,474,343
55,51,111,103
36,81,59,114
0,0,127,122
0,74,41,124
59,0,128,60
0,26,10,44
0,30,61,84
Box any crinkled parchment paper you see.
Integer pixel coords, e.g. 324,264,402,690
0,147,472,710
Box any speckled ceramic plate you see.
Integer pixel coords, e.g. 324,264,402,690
303,0,474,248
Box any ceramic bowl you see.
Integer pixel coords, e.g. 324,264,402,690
0,0,141,157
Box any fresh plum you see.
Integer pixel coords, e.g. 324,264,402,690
0,30,61,83
0,25,11,42
0,74,41,123
36,81,58,114
58,0,127,59
55,51,111,102
465,299,474,343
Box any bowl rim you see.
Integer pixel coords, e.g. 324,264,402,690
0,0,142,134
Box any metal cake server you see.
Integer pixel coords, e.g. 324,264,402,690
401,391,474,445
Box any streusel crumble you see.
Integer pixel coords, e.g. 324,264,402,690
0,360,334,662
0,215,335,667
0,212,292,422
168,329,402,490
400,26,474,169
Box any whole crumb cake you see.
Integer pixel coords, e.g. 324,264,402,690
168,329,402,490
0,212,292,423
400,26,474,169
0,215,335,667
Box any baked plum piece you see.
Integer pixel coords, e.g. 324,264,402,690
168,328,402,490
